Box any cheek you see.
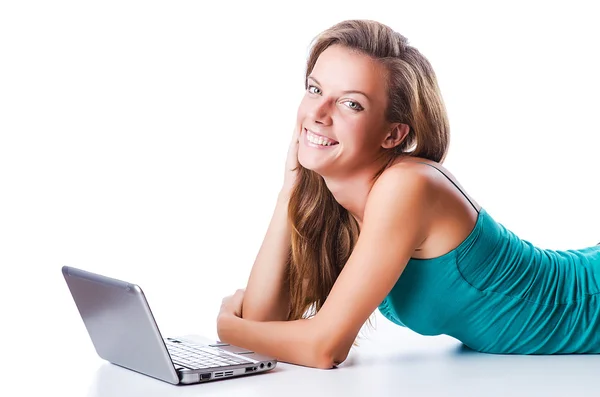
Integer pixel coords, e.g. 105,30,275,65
296,97,309,122
341,119,369,143
342,121,385,153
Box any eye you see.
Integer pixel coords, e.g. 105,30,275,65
307,85,322,95
343,100,364,111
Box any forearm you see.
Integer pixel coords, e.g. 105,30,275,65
243,192,292,321
216,314,336,369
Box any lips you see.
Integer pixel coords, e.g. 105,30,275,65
304,128,339,144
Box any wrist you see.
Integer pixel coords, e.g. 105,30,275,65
279,188,292,200
217,312,240,342
278,191,292,207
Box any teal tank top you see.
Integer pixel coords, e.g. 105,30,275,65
378,162,600,354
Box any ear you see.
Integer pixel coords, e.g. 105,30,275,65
381,123,411,149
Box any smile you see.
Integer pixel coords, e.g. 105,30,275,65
304,128,339,147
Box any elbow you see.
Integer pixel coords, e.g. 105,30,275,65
311,344,337,369
309,316,353,369
312,351,347,370
313,353,347,370
314,358,336,370
312,333,350,370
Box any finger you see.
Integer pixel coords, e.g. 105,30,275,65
292,123,301,141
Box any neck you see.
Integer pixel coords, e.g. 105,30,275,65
322,154,395,227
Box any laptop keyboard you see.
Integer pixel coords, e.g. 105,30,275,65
165,339,255,370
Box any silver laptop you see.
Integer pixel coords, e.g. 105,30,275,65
62,266,277,385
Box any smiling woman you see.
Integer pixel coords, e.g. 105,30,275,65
215,19,600,369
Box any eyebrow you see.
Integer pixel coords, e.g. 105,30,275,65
307,76,371,101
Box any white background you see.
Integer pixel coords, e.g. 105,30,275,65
1,0,599,392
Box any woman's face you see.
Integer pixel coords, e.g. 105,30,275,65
296,44,393,177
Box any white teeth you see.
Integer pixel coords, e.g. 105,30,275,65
308,135,331,146
306,130,336,146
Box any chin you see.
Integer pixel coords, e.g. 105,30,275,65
298,150,330,172
297,156,319,174
298,145,341,178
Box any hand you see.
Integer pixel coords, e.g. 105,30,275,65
216,289,245,344
282,124,302,194
218,288,245,319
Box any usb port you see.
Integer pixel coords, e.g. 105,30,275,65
245,367,255,373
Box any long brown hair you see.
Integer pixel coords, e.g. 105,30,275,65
287,20,450,338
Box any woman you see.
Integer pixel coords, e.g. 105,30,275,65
216,19,600,369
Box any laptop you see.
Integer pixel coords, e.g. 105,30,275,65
62,266,277,385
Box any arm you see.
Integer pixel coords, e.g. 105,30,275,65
217,167,434,368
217,315,329,368
242,191,292,322
242,124,302,322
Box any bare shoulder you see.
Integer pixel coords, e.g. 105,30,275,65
369,156,441,205
372,158,434,190
362,159,437,251
370,156,482,259
378,156,481,211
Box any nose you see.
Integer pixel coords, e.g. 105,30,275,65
307,98,333,126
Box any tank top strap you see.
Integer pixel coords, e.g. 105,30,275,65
414,161,479,213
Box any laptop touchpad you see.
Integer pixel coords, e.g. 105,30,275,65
217,345,254,354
